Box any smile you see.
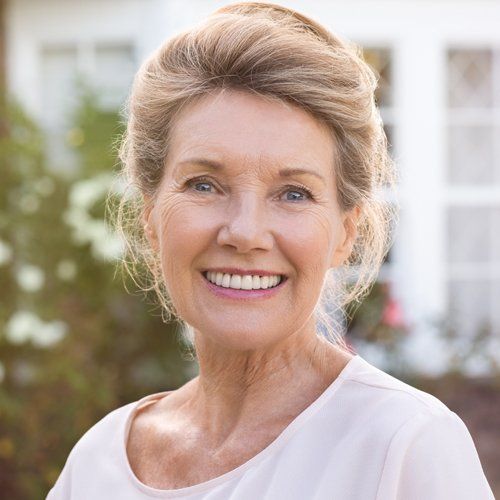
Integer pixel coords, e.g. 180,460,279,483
201,271,287,299
202,271,284,290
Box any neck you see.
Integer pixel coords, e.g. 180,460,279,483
184,319,352,446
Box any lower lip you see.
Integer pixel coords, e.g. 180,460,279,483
201,273,287,300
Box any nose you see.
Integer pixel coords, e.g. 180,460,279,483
216,192,274,253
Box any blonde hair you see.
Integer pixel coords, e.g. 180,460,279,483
110,2,397,353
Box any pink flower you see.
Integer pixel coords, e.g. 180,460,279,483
381,297,406,330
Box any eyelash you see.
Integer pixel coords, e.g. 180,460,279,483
185,176,315,201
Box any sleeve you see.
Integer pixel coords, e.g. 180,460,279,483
378,410,495,500
44,402,136,499
46,451,74,499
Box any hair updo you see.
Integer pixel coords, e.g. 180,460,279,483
111,1,397,352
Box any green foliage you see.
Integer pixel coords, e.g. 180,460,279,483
347,281,409,377
347,281,500,381
68,86,123,177
439,318,500,380
0,91,194,499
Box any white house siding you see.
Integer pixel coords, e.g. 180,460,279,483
6,0,500,375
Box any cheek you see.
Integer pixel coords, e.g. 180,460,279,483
279,210,336,277
159,200,204,244
154,195,216,273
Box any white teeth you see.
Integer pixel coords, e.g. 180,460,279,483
252,275,260,289
205,272,283,290
221,274,231,288
229,274,242,289
261,276,269,289
241,275,253,290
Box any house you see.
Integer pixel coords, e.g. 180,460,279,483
5,0,500,375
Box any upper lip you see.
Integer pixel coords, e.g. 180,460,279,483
202,267,286,277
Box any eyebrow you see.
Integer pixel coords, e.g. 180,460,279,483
176,158,326,185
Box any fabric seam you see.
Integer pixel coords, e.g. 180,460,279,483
374,411,430,500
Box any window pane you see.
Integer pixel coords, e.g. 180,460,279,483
382,247,392,265
362,47,392,108
40,45,80,171
447,206,490,263
492,281,500,333
448,49,493,108
383,123,395,158
448,125,494,184
496,126,500,183
448,280,491,338
492,206,500,261
40,45,79,129
94,43,136,109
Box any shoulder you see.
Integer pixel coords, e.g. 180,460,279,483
69,401,136,462
46,399,139,499
342,357,494,498
376,408,494,499
341,355,453,421
310,356,464,473
62,388,176,468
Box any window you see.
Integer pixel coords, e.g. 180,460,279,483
93,43,136,110
39,42,136,171
40,45,80,172
362,47,397,279
446,48,500,339
363,47,395,161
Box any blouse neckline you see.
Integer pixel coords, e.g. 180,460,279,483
120,353,363,498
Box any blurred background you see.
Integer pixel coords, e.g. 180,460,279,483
0,0,499,497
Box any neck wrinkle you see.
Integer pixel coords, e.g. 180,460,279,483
186,323,346,447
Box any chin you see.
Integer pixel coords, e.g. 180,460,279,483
193,322,285,352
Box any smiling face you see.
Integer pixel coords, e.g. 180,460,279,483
144,89,358,351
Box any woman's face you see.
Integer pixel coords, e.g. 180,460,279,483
144,89,357,351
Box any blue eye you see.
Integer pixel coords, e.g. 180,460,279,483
286,190,306,201
186,176,216,193
282,185,314,202
193,182,213,192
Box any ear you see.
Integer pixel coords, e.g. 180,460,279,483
330,205,361,268
142,196,159,252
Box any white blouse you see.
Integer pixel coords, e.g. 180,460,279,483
47,354,495,499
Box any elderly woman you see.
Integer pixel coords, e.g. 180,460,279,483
48,3,494,499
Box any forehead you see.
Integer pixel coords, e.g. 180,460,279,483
167,89,336,176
